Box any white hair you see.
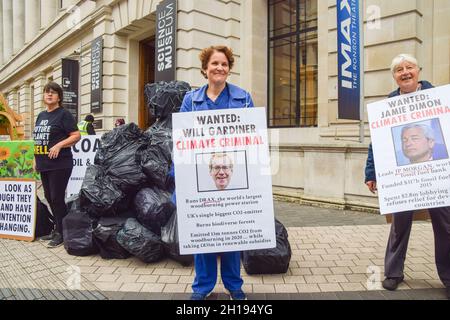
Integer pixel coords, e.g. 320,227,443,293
390,54,419,73
401,123,435,141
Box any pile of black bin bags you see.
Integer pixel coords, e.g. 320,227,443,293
61,80,292,274
62,81,194,266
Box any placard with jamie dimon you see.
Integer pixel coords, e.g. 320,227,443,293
367,84,450,214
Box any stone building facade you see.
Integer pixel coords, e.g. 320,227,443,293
0,0,449,211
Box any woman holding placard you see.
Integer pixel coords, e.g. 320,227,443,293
176,46,254,300
364,54,450,299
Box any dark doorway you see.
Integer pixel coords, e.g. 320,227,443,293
139,37,155,129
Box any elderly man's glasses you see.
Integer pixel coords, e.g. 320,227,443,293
211,165,232,173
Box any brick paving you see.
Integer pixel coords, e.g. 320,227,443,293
0,238,107,300
0,200,448,300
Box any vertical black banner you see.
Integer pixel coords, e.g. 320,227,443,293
61,59,79,120
155,0,177,82
91,36,103,113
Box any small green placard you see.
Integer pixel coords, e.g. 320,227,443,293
0,141,40,180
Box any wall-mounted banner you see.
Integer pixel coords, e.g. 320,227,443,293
67,136,101,198
172,107,276,255
0,179,36,241
367,85,450,214
61,59,79,121
91,36,103,113
155,0,177,82
337,0,362,120
0,141,39,180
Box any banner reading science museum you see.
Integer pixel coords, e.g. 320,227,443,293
367,84,450,214
172,107,276,255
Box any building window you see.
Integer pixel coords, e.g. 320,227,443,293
268,0,318,127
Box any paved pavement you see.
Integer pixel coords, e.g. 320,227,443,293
0,200,448,300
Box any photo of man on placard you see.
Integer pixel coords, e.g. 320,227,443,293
196,151,249,192
209,152,234,190
392,119,449,166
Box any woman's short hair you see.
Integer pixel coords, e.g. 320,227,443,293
199,46,235,79
390,54,419,73
43,82,64,107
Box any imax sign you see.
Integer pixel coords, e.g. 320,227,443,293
337,0,362,120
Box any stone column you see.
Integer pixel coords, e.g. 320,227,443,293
40,0,58,30
8,88,18,113
32,73,47,122
25,0,40,44
19,83,31,138
2,0,13,62
51,59,62,86
12,0,25,54
61,0,78,9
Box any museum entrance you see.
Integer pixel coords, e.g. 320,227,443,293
138,37,155,129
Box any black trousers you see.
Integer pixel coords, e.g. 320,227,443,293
40,168,73,235
385,207,450,287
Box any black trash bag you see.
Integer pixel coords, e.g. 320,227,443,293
106,159,148,194
91,123,148,193
134,188,175,235
116,218,164,263
93,217,131,259
62,198,99,256
161,211,194,266
164,174,175,194
35,197,54,238
146,116,172,133
65,194,79,212
241,219,291,275
114,207,138,220
95,123,145,167
138,144,171,189
93,124,148,193
144,81,191,120
144,118,173,162
79,165,125,217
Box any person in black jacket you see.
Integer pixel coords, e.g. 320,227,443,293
365,54,450,299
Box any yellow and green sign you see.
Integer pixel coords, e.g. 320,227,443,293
0,141,39,179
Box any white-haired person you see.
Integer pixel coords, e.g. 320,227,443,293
365,54,450,299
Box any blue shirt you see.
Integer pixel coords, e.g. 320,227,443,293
205,85,230,110
179,82,254,112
